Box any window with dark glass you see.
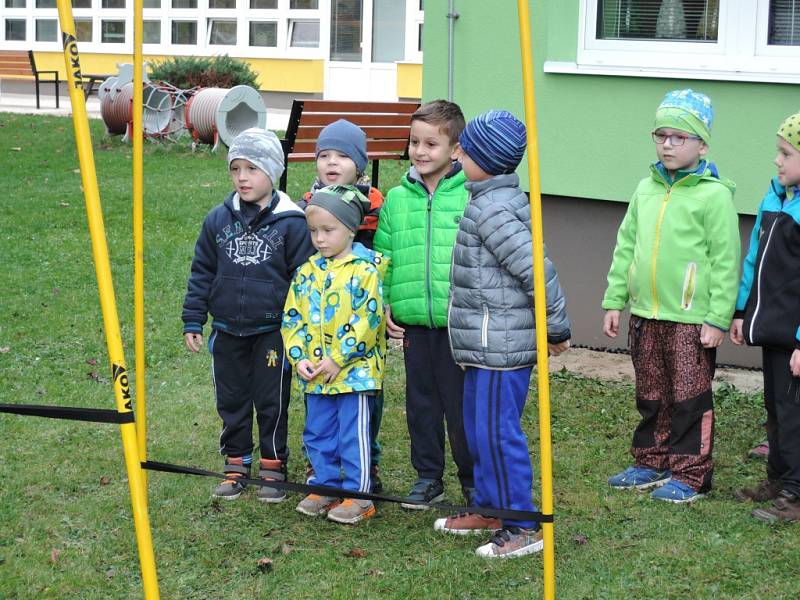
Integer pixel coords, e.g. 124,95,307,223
5,0,26,7
172,0,196,7
101,19,125,42
250,0,277,7
5,18,26,40
596,0,718,42
769,0,800,45
250,21,277,46
101,0,125,7
209,19,236,44
290,0,318,8
143,19,160,43
35,18,57,41
330,0,360,60
172,20,196,44
75,17,92,41
290,19,319,47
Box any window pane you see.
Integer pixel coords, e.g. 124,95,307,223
172,0,196,7
330,0,360,60
209,0,234,7
5,0,26,7
143,0,159,6
101,19,125,42
209,19,236,44
172,20,196,44
596,0,718,42
75,17,92,41
372,0,404,62
290,0,317,8
35,18,57,41
143,19,160,43
5,19,26,40
35,0,55,7
769,0,800,46
101,0,124,6
251,0,277,7
290,19,319,47
250,21,277,46
72,0,91,6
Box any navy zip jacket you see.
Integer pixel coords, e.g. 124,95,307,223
736,177,800,350
182,190,315,337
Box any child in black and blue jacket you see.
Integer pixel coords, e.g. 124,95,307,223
731,111,800,523
182,128,314,502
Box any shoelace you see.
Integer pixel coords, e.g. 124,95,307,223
489,527,522,547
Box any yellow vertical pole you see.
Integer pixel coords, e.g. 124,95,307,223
132,0,147,475
516,1,556,598
54,2,160,598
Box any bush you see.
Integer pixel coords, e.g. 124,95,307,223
149,55,259,89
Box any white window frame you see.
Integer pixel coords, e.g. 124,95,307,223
403,0,423,63
544,0,800,84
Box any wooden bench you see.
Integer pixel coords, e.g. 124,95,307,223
0,51,59,109
279,99,420,192
82,74,113,99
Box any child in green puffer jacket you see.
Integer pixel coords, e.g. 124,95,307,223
602,89,740,504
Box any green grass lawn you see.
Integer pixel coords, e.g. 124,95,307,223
0,113,798,599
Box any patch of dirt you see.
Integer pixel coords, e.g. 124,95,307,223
548,347,763,394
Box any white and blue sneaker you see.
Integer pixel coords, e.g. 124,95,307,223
608,466,671,490
650,480,705,503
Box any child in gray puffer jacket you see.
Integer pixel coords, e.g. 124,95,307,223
436,110,571,559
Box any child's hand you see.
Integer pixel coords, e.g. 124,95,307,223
602,310,620,338
729,318,745,346
313,358,342,383
184,332,203,353
296,359,317,382
385,304,406,339
790,349,800,378
700,323,725,348
548,340,570,356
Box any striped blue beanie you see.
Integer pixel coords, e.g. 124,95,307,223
459,110,527,175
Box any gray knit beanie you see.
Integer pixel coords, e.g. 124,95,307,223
308,184,370,232
459,110,527,175
227,128,285,184
315,119,368,173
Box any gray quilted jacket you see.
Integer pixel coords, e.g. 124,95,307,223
448,174,571,369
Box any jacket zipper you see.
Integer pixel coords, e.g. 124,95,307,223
425,191,434,327
238,223,251,335
650,174,689,318
748,218,779,343
481,304,489,348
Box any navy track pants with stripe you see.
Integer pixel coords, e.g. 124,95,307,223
304,392,372,493
463,366,538,529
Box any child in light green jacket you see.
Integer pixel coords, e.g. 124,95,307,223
602,89,740,503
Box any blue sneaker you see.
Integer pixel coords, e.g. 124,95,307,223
608,466,671,490
650,480,705,503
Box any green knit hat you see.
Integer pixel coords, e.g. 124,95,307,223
778,112,800,153
308,184,370,232
654,89,713,145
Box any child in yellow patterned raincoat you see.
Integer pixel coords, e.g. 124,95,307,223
282,184,388,525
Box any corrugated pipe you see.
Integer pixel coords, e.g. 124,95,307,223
100,80,186,140
185,85,267,151
101,80,133,136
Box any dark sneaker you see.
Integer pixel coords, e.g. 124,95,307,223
400,478,444,510
734,479,782,503
434,512,502,535
370,464,383,494
752,490,800,523
608,466,671,490
327,499,376,524
475,527,543,558
256,458,286,503
748,439,769,460
212,456,249,500
650,480,705,504
296,494,340,517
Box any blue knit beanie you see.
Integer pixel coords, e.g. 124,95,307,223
459,110,527,176
315,119,368,173
655,89,713,144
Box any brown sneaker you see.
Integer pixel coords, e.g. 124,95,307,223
733,479,782,502
475,526,544,558
752,490,800,523
433,512,502,535
326,498,376,524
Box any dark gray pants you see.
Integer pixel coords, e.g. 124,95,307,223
763,347,800,497
401,325,473,487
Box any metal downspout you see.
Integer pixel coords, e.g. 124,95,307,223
447,0,459,101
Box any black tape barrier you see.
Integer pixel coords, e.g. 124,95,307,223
142,460,553,523
0,402,135,424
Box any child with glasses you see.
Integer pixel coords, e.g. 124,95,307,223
602,89,740,503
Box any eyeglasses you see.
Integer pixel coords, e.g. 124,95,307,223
651,132,702,146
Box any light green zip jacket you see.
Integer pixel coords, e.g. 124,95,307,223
373,166,468,327
602,163,740,330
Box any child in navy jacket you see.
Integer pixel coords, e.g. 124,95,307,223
182,128,314,502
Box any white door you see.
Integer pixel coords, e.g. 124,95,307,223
325,0,406,101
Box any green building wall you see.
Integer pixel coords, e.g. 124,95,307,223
422,0,798,215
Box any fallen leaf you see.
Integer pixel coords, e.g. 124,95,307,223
52,288,60,295
201,183,212,188
0,347,9,353
345,548,367,558
274,543,293,555
256,557,273,573
73,169,81,174
100,476,111,486
88,370,99,381
105,568,115,578
572,534,589,545
11,147,21,152
86,358,97,366
50,548,60,564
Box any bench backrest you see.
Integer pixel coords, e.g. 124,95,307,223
282,99,420,162
0,51,34,76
